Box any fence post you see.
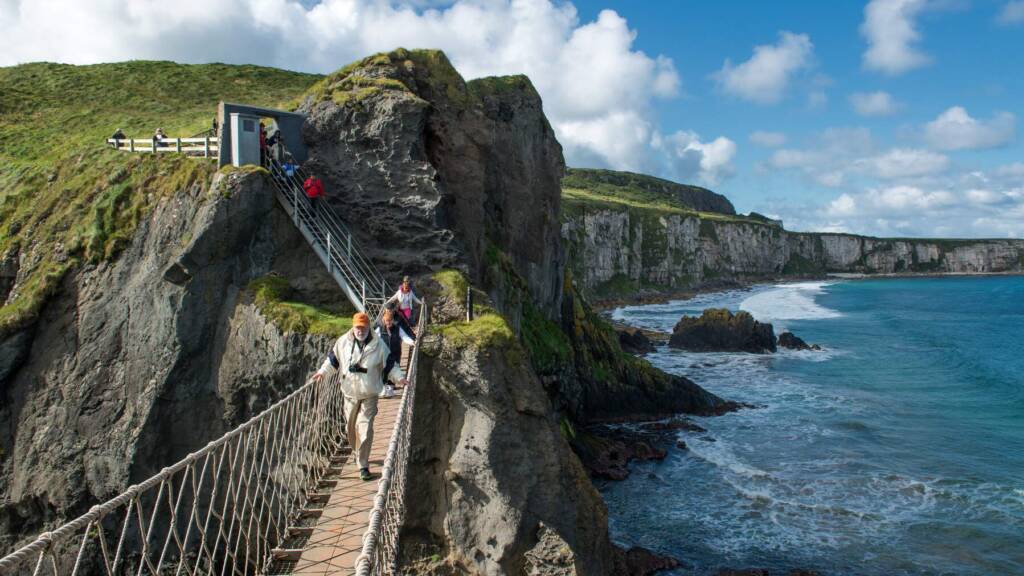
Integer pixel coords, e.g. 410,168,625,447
129,139,135,152
466,287,474,322
204,137,210,158
176,138,182,153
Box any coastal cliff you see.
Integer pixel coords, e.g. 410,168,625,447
561,169,1024,300
0,53,729,574
294,49,731,573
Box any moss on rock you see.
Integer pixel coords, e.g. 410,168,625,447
248,274,354,337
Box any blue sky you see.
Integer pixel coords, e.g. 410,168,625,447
2,0,1022,237
569,0,1024,236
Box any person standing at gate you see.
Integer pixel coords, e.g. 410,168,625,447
303,173,324,214
386,276,422,324
375,306,416,399
110,128,126,148
313,312,408,481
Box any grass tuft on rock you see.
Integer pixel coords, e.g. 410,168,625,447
437,313,515,349
248,275,353,337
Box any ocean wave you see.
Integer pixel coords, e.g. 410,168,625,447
739,282,842,329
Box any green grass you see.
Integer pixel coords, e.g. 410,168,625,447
0,60,321,337
248,275,354,337
432,269,470,304
437,313,515,349
561,186,760,225
297,48,469,110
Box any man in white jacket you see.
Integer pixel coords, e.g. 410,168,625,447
313,312,408,481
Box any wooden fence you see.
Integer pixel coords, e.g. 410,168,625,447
107,136,219,157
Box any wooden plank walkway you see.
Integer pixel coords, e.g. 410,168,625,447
288,344,413,575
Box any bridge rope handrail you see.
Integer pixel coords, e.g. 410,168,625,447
355,302,426,575
0,365,347,575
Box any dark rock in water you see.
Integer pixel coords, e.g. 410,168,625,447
618,327,656,355
613,545,684,575
641,418,706,433
574,428,667,481
675,440,688,450
669,308,776,353
778,331,821,351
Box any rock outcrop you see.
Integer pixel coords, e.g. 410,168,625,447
297,49,564,322
777,331,820,351
0,170,337,552
617,327,656,355
669,309,777,353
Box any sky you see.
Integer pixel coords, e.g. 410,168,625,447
1,0,1023,238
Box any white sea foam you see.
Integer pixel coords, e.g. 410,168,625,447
739,281,841,329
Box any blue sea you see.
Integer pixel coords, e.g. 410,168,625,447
605,276,1024,575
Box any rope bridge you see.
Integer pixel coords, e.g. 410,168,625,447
0,304,426,576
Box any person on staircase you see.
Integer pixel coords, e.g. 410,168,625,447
282,155,298,181
258,122,267,165
376,305,416,399
313,312,408,481
303,173,325,214
386,276,422,324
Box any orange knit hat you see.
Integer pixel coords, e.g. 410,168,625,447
352,312,371,328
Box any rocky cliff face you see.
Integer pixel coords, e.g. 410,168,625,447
0,170,336,551
563,207,1024,298
295,50,733,574
297,50,564,321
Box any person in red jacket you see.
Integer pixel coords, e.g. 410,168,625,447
303,174,325,214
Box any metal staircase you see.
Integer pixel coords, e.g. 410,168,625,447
264,156,390,319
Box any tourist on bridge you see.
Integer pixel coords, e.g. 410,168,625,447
303,173,325,214
376,305,416,399
386,276,422,324
313,312,408,481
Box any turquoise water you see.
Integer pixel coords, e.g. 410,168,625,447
605,277,1024,575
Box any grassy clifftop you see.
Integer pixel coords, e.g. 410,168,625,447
563,167,739,216
0,61,321,334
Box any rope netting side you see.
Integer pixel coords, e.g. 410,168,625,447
354,302,427,576
0,371,347,576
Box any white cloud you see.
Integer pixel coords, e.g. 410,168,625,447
808,90,828,109
653,130,737,185
749,131,787,148
714,31,814,104
861,0,930,75
865,148,949,179
997,1,1024,24
849,91,900,117
827,193,858,217
996,162,1024,179
768,127,874,186
0,0,731,180
965,189,1009,205
924,106,1016,150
